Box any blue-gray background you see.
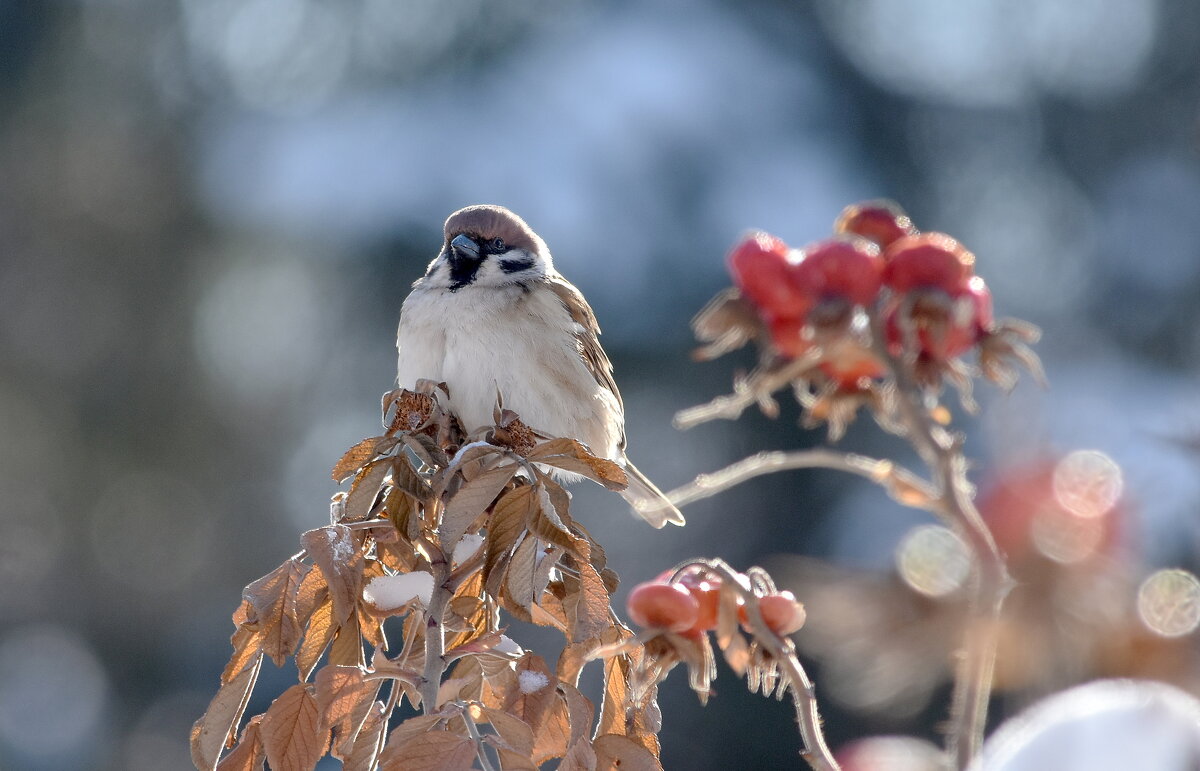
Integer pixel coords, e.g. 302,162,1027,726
1,1,1198,768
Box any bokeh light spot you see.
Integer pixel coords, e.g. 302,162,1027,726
1030,506,1105,565
0,625,109,762
1138,569,1200,638
896,525,971,598
1052,450,1122,519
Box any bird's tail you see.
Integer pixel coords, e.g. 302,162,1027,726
620,461,685,528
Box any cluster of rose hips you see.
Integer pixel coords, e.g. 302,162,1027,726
626,569,806,638
726,200,995,390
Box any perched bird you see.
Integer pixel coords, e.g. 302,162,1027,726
396,204,684,527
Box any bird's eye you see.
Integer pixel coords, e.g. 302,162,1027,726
490,238,506,251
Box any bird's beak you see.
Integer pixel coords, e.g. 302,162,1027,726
448,234,481,268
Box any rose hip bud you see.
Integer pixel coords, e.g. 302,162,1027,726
818,342,887,389
627,580,700,633
768,316,814,359
674,573,721,634
961,275,994,332
834,199,917,248
790,236,884,307
726,231,812,318
883,233,975,295
738,591,807,636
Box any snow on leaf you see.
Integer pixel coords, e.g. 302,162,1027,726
362,571,433,612
301,525,364,628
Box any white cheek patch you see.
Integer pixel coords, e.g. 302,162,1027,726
474,251,545,287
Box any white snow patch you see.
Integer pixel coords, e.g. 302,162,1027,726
493,635,523,656
449,441,494,467
452,533,485,566
327,527,354,561
363,571,433,610
517,670,549,694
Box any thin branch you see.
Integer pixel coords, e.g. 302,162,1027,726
673,559,840,771
663,448,938,512
871,311,1012,770
674,352,821,429
460,706,499,771
418,554,453,713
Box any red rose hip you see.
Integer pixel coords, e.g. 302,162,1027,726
883,233,975,295
834,200,917,248
726,231,812,318
739,591,807,636
627,581,700,633
790,236,884,307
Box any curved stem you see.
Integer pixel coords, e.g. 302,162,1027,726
664,448,938,513
872,315,1011,769
674,559,840,771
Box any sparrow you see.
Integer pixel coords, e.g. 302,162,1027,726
396,204,684,528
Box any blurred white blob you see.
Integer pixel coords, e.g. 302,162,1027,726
895,524,971,598
1051,450,1122,519
89,471,214,595
970,679,1200,771
0,492,64,607
194,256,329,401
837,735,943,771
181,0,351,112
817,0,1158,106
1137,569,1200,638
0,625,110,763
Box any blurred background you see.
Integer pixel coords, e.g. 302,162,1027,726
1,0,1199,768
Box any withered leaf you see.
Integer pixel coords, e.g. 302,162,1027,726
260,683,328,771
598,642,631,737
244,558,311,667
301,525,364,628
344,459,392,522
342,701,387,771
490,743,539,771
401,432,450,471
527,484,589,559
296,598,335,681
294,567,330,631
478,706,535,757
504,535,541,613
593,734,662,771
439,464,517,554
531,694,571,764
527,438,628,491
314,665,380,759
484,484,536,595
559,682,595,749
333,436,385,483
444,630,508,663
223,626,265,684
381,714,444,752
379,730,477,771
191,653,263,771
215,715,265,771
558,738,598,771
556,641,592,688
502,654,558,737
568,560,610,644
329,613,365,668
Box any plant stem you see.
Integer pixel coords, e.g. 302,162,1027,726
874,321,1011,770
679,559,841,771
419,556,453,713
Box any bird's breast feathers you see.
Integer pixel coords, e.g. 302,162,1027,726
396,280,623,457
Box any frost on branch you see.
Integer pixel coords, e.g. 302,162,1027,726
192,381,662,771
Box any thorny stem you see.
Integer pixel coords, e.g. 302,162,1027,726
872,313,1012,770
663,448,937,512
674,558,840,771
419,554,454,713
674,351,822,429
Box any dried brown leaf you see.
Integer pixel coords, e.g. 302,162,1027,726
593,734,662,771
491,744,539,771
342,701,387,771
329,613,365,668
502,654,558,739
559,682,595,748
379,730,477,771
314,665,379,759
568,560,610,644
260,683,328,771
528,438,628,491
478,706,535,756
333,436,385,483
439,464,516,554
504,535,541,613
527,484,589,559
191,653,263,771
244,558,311,667
530,695,571,765
598,644,630,737
344,459,391,522
215,715,265,771
296,598,334,681
484,485,536,595
301,525,364,628
381,714,444,752
223,626,265,684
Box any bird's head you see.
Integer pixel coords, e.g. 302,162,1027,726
423,205,552,291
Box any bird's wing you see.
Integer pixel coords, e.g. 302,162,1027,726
544,274,627,447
